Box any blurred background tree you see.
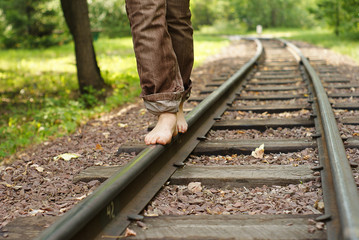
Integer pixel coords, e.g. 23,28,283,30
88,0,130,38
0,0,65,48
0,0,358,49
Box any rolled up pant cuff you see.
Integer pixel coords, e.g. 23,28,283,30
144,99,181,115
143,88,194,115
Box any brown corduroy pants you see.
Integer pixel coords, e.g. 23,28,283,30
125,0,194,115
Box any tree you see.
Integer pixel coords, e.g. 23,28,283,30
60,0,106,94
317,0,342,35
88,0,130,37
341,0,359,35
0,0,61,48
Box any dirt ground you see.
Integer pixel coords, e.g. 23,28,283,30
0,38,358,231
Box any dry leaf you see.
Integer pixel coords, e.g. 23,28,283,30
53,153,81,161
118,123,128,128
102,132,110,139
95,144,103,151
188,182,202,193
139,109,147,115
35,166,44,172
75,194,87,200
31,164,44,172
1,182,22,190
124,228,137,237
251,144,265,159
29,209,44,216
316,222,325,230
316,201,324,211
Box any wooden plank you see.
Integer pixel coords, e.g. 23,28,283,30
188,94,307,102
259,69,298,73
192,139,316,155
248,80,302,85
341,117,359,125
74,165,315,186
345,137,359,148
332,103,359,110
0,216,59,240
170,165,315,187
212,118,314,130
237,94,306,100
255,75,300,80
149,118,313,131
73,165,122,183
211,76,227,81
227,104,310,113
200,88,217,94
206,83,222,87
257,70,299,74
188,97,205,102
259,66,298,71
329,92,359,98
324,79,350,83
263,63,298,67
117,137,355,156
245,86,303,91
326,84,359,89
129,215,326,240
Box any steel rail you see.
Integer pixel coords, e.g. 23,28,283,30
36,39,263,240
283,39,359,240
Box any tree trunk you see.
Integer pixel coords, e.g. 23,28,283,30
60,0,106,94
335,0,340,36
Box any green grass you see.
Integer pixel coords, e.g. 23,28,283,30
247,28,359,64
0,34,229,161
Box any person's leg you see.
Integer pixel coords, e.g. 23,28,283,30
125,0,183,144
166,0,194,133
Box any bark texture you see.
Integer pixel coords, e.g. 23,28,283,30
60,0,106,94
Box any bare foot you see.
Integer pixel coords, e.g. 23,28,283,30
145,113,178,145
177,101,188,133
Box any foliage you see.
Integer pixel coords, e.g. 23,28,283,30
315,0,359,36
190,0,317,32
88,0,131,38
248,27,359,63
0,0,66,48
0,35,229,161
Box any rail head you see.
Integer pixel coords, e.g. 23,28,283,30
36,38,264,240
281,39,359,240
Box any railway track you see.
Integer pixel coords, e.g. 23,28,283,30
34,38,359,240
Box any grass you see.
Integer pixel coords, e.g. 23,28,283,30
246,27,359,64
0,34,229,162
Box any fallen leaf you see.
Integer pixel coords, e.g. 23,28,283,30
124,228,136,237
95,144,103,151
188,182,202,193
0,182,22,190
118,123,128,128
53,153,81,161
75,194,87,200
139,109,147,115
31,164,44,172
29,209,44,216
251,144,265,159
316,201,325,211
316,222,325,230
102,132,110,139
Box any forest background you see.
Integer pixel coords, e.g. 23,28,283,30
0,0,358,161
